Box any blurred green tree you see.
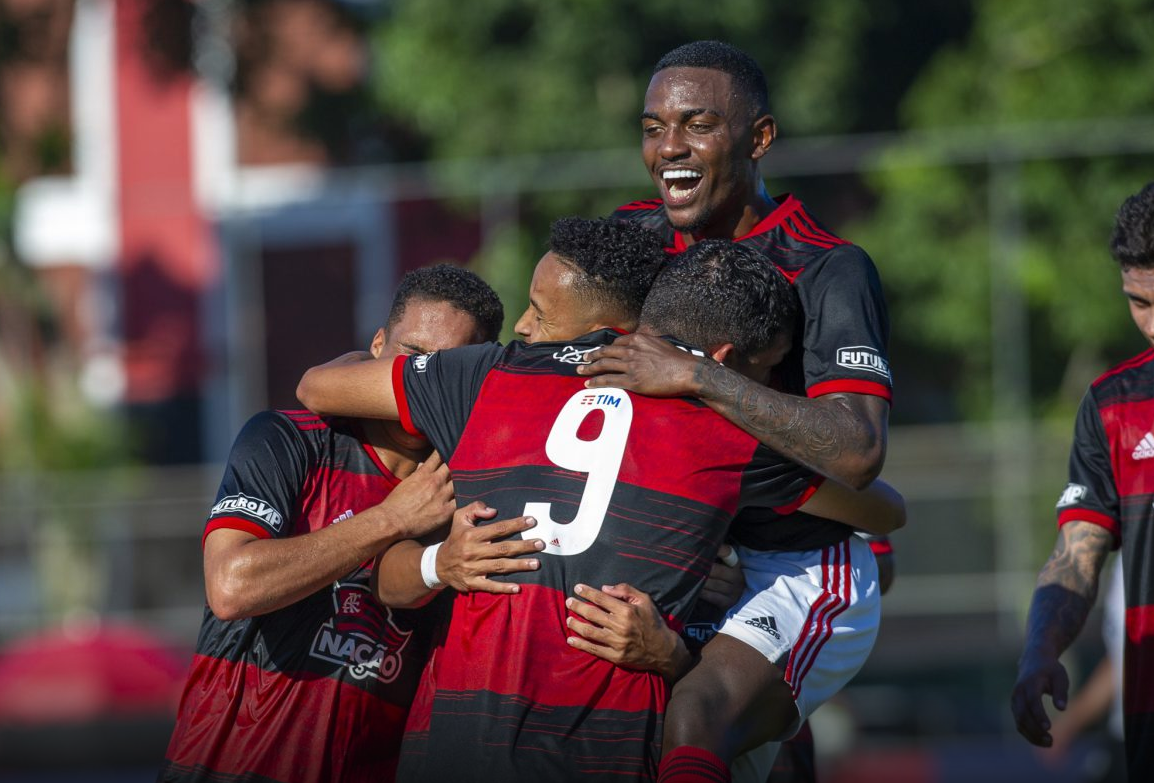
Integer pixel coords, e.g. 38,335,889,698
369,0,971,341
854,0,1154,419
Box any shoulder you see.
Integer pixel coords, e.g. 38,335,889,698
1091,348,1154,391
231,409,326,454
610,199,672,236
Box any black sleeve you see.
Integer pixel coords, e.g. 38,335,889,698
398,342,505,460
1056,388,1121,545
737,445,820,511
795,244,892,399
204,411,310,541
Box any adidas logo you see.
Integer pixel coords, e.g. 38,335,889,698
744,616,782,640
1134,432,1154,460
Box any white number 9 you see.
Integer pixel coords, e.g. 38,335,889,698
524,388,633,556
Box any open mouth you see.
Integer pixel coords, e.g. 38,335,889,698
661,169,703,206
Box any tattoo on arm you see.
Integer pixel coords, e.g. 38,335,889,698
693,360,859,470
1024,523,1113,658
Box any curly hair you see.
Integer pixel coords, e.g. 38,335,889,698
639,239,797,357
387,263,504,341
1111,183,1154,270
548,217,667,324
654,40,770,118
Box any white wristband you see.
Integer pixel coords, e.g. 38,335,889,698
420,543,445,590
718,546,741,568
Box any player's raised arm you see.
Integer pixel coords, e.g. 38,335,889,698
297,350,403,420
798,476,905,536
579,333,888,489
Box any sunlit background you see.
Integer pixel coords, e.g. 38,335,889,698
2,1,1153,781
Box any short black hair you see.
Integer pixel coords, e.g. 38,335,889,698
639,240,797,357
387,263,504,341
548,217,667,323
1111,183,1154,270
654,40,770,118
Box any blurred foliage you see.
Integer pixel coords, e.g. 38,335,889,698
370,0,972,344
370,0,970,157
854,0,1154,419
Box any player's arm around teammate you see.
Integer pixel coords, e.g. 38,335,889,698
1012,521,1113,747
203,447,455,621
370,501,544,609
579,333,888,489
566,478,905,678
298,345,548,609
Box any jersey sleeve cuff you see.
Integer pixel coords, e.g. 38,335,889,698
807,379,892,403
772,475,826,515
392,354,422,437
202,516,275,549
1057,508,1121,548
867,536,893,556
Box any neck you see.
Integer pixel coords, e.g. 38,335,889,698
360,418,431,479
679,184,778,246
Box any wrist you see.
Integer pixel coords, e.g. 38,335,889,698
420,543,445,590
687,356,713,399
661,629,693,682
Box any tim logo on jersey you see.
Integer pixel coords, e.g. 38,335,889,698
836,346,890,380
309,581,412,684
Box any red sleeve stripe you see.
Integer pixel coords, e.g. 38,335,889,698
772,476,826,515
794,209,849,246
867,537,894,556
787,215,839,249
202,516,274,549
615,199,663,211
807,379,892,402
1058,508,1121,545
392,354,422,437
781,219,835,249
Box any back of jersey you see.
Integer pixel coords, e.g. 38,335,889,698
395,331,812,782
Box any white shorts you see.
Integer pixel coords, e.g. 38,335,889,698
717,534,881,737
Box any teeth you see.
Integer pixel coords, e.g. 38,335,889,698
662,170,701,181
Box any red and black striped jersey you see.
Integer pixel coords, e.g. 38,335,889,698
160,411,440,783
1055,348,1154,779
612,193,892,403
390,330,820,782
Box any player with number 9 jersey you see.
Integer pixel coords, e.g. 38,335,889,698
391,328,821,782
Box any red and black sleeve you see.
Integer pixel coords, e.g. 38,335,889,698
393,342,505,461
1057,389,1121,547
795,245,892,402
202,410,310,546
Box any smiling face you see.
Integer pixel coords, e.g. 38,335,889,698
514,252,611,344
642,67,775,240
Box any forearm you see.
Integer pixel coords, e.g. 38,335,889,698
207,505,404,620
691,360,885,488
1021,523,1112,662
372,539,442,609
296,351,401,420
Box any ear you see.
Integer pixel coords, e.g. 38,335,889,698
369,327,387,359
751,114,776,161
709,342,737,365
